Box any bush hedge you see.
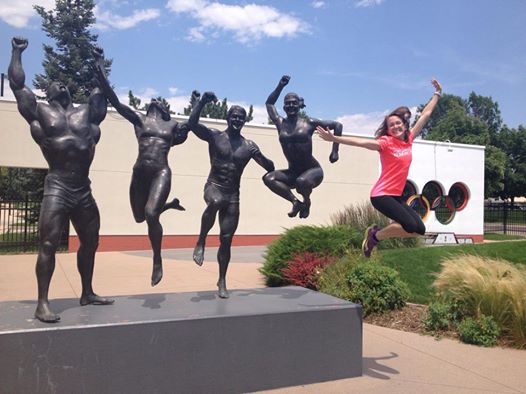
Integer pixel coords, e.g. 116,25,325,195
260,225,359,286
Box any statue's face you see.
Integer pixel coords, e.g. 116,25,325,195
227,107,246,131
47,82,71,102
283,94,300,116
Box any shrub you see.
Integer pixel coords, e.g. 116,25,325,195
458,316,500,347
423,302,452,332
331,201,420,249
280,252,336,290
347,261,410,316
318,251,366,300
434,255,526,348
260,225,356,287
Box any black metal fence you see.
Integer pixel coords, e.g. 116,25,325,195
484,202,526,236
0,197,69,253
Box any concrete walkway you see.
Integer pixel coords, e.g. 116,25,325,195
1,246,525,393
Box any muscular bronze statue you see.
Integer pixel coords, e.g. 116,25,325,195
8,37,113,323
264,75,342,218
94,56,188,287
188,92,275,298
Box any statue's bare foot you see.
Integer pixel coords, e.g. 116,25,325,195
165,197,185,211
288,200,304,218
193,245,204,266
151,262,163,287
217,279,229,299
80,293,115,306
299,201,311,219
35,302,60,323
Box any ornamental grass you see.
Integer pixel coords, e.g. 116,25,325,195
434,255,526,348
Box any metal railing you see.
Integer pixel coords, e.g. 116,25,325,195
0,196,69,253
484,202,526,236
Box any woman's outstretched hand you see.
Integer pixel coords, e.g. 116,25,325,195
315,126,335,142
431,78,442,95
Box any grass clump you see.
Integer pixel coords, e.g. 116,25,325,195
434,255,526,348
331,201,420,249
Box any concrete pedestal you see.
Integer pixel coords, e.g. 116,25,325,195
0,286,362,393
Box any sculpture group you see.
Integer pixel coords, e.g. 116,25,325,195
8,37,342,322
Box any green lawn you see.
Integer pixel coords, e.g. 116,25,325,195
377,241,526,304
484,233,525,241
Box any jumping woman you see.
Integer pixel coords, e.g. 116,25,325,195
316,79,442,257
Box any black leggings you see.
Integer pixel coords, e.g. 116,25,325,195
370,195,426,235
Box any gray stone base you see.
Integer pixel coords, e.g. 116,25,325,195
0,286,362,393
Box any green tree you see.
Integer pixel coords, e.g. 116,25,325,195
33,0,112,103
128,90,142,110
419,92,511,198
0,167,47,201
495,125,526,202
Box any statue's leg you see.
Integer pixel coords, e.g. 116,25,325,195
71,201,114,306
144,169,171,286
263,170,303,217
296,167,324,219
129,171,149,223
34,196,69,323
193,184,221,266
216,203,240,299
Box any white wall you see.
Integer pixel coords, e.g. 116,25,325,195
0,99,485,239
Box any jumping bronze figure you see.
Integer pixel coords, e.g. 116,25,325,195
264,75,342,218
8,37,113,323
94,56,188,287
188,91,275,298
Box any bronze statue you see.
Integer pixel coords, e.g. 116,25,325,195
264,75,342,218
8,37,113,323
94,55,188,287
188,91,275,298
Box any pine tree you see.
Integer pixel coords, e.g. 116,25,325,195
33,0,112,103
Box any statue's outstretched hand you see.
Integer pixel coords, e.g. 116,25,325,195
201,91,218,104
329,151,339,163
12,37,28,51
279,75,290,87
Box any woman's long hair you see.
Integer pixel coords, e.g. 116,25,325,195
375,106,412,142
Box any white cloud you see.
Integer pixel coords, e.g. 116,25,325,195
117,87,191,115
311,1,325,9
0,0,54,28
355,0,385,8
95,7,160,30
166,0,309,44
337,106,417,135
337,110,387,136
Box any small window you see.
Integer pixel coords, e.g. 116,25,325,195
448,182,470,212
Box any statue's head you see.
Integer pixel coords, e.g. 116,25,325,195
283,92,305,117
47,82,71,104
147,98,171,121
226,105,247,131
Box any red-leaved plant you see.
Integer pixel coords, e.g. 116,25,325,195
281,252,336,290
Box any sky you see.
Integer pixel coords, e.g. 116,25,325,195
0,0,525,134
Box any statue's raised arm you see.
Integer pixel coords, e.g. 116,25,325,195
188,90,217,141
265,75,290,128
93,47,141,127
8,37,37,124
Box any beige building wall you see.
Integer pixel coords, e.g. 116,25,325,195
0,99,378,248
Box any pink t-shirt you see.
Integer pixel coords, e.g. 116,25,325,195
370,133,414,197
